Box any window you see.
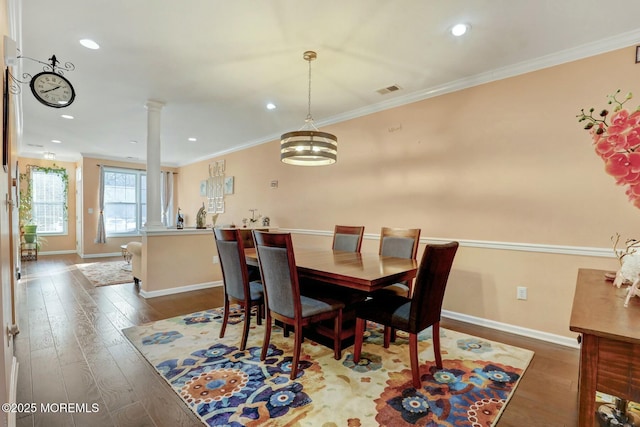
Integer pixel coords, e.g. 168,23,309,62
31,168,68,235
103,168,146,235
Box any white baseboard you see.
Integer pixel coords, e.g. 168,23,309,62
140,280,223,299
39,250,77,256
79,252,122,259
442,309,580,349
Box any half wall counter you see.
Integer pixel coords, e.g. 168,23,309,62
139,227,221,298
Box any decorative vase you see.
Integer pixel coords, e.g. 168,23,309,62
196,203,207,229
176,208,184,229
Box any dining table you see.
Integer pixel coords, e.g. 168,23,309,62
244,247,418,293
244,247,418,350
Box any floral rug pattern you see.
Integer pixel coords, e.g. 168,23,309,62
76,260,133,287
123,308,534,426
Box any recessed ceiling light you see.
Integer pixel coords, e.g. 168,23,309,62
188,137,197,142
129,140,138,144
51,139,62,144
61,114,74,119
79,39,100,50
451,23,470,37
266,103,277,110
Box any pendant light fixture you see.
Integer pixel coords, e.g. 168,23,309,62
280,51,337,166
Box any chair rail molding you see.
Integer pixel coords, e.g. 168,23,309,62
282,228,615,259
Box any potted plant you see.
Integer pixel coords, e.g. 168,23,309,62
23,223,37,243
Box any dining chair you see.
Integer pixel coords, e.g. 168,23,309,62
376,227,421,297
332,225,365,252
353,241,459,389
238,228,267,281
253,230,344,380
213,228,264,351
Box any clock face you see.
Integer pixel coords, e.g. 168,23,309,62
29,72,76,108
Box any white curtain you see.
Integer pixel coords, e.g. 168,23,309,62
95,165,107,243
161,171,174,227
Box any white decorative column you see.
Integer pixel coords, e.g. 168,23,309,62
144,100,166,230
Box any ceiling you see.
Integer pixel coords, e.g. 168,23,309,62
14,0,640,166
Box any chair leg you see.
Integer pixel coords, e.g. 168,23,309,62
333,310,343,360
353,317,365,362
261,312,272,361
219,298,229,339
409,333,421,388
383,326,391,348
290,325,303,380
240,304,250,351
256,304,262,326
432,322,443,368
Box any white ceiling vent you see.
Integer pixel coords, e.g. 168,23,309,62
376,84,402,95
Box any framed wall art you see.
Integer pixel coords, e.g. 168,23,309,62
207,160,225,213
224,176,234,195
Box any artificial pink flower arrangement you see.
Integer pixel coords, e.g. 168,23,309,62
578,90,640,209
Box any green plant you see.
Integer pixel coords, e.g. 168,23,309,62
18,172,32,227
19,164,69,228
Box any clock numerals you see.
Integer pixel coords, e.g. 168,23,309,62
30,72,75,108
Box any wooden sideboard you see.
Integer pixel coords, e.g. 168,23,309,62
569,268,640,426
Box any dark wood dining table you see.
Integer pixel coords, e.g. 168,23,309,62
244,247,418,293
245,247,418,349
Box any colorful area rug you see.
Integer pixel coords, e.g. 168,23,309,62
123,308,534,426
76,260,133,287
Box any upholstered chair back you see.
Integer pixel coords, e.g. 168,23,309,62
253,231,299,319
332,225,365,252
409,242,459,333
214,228,250,302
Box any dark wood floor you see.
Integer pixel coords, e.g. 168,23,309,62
14,253,580,426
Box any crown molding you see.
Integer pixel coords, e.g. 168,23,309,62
180,29,640,167
316,29,640,128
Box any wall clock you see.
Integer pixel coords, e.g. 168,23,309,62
29,71,75,108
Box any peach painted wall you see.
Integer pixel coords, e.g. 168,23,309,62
175,46,640,339
18,158,77,253
175,161,212,227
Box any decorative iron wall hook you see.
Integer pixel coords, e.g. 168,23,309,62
7,53,75,95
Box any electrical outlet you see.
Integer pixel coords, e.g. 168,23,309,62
516,286,528,300
212,255,219,264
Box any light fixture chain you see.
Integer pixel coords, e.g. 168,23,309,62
307,56,313,121
280,50,337,166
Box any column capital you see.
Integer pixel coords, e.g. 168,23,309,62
145,99,165,111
